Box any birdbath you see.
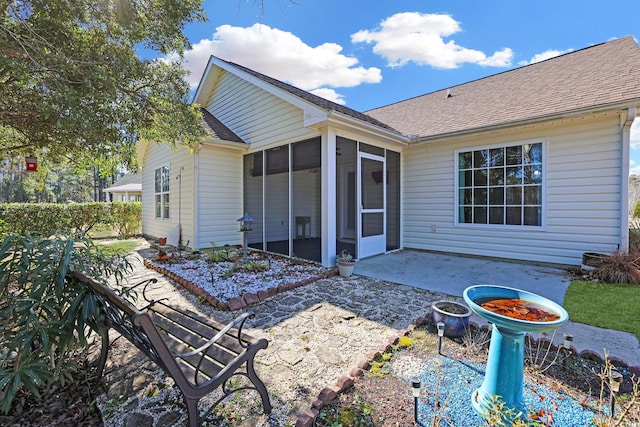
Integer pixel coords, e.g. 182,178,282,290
463,285,568,420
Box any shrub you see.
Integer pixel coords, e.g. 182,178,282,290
0,202,141,239
108,202,142,238
633,200,640,218
0,233,131,413
594,251,640,284
630,221,640,254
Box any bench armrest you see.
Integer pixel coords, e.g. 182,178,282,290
119,278,158,300
174,312,254,359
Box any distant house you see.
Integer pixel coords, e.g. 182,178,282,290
104,173,142,202
137,36,640,267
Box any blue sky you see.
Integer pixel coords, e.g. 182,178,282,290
174,0,640,173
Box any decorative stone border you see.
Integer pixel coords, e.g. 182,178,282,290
142,258,338,311
294,317,640,427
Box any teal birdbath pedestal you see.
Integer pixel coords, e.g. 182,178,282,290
463,285,569,421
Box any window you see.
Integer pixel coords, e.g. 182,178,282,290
155,166,170,219
457,141,543,227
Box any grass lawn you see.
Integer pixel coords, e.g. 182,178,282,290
96,239,141,257
564,280,640,340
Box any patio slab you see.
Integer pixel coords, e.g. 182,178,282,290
354,249,571,304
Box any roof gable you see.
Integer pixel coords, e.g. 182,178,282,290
193,56,399,134
366,36,640,139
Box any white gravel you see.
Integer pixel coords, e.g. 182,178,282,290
157,249,331,303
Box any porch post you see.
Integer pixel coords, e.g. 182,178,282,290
321,129,337,267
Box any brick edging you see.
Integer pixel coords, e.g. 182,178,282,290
142,258,338,311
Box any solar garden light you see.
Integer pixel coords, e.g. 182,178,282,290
237,213,254,264
610,370,623,416
562,334,573,367
437,322,445,355
411,378,421,424
563,334,573,350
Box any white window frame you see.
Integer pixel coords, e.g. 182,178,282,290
154,165,170,219
454,139,546,230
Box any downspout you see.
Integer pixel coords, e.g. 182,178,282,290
193,145,200,250
620,107,637,252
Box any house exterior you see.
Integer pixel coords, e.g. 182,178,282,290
104,173,142,202
138,36,640,267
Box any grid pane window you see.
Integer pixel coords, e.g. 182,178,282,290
458,142,542,226
154,166,170,219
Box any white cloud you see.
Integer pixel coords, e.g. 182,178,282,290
309,88,346,105
517,48,574,66
176,23,382,104
351,12,512,69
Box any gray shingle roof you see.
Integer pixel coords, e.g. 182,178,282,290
366,36,640,139
201,107,245,143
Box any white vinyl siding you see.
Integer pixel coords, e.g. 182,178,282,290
195,145,244,249
205,72,318,148
402,114,622,265
141,143,194,246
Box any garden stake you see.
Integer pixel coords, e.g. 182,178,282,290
610,370,623,416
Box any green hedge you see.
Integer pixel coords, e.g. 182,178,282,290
0,202,141,238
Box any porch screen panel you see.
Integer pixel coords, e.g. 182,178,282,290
292,137,322,262
386,150,400,251
265,146,290,256
336,137,357,258
243,153,263,249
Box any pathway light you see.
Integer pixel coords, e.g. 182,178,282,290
437,322,445,355
411,378,421,424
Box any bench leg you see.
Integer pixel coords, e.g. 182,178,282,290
184,396,200,427
95,325,109,378
246,359,272,414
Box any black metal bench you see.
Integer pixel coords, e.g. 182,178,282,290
70,271,272,426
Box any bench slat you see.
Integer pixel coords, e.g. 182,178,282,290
150,303,250,354
152,313,238,369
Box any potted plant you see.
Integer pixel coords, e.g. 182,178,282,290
431,300,472,338
336,250,356,278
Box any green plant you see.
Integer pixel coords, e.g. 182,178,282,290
206,246,233,263
0,232,131,413
317,393,373,426
483,395,547,426
593,251,640,284
394,335,413,350
368,353,393,377
337,250,354,263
